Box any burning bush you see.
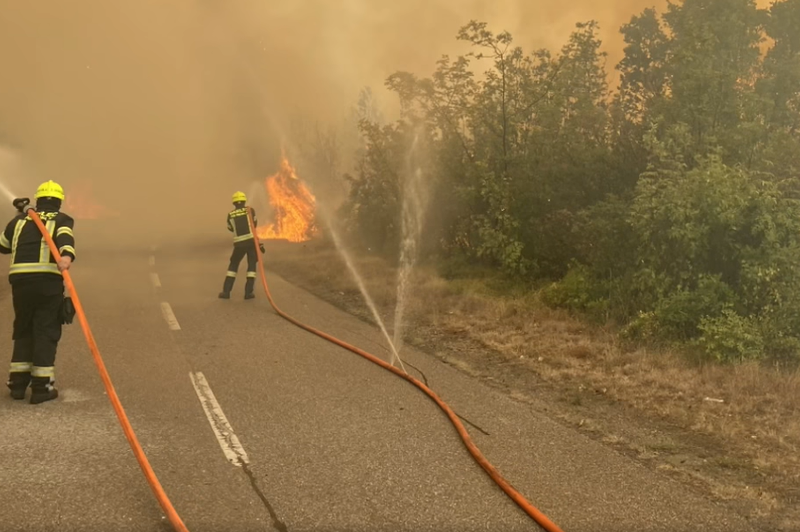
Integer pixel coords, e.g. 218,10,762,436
256,154,317,242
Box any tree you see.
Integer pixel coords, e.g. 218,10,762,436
760,0,800,134
754,0,800,186
512,22,613,276
662,0,765,161
340,121,404,254
616,8,670,126
338,12,800,360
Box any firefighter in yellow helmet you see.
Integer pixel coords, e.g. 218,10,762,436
0,180,76,404
219,191,264,300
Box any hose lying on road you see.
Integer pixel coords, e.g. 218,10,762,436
27,208,190,532
247,214,565,532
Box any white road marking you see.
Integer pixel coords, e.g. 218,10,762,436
189,371,250,466
149,255,156,267
150,272,161,288
160,302,181,330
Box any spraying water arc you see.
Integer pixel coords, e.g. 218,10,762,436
392,128,430,357
0,180,17,203
315,202,406,372
251,151,405,369
0,145,25,203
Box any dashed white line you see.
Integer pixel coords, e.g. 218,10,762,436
189,371,250,466
150,272,161,288
160,302,181,330
149,255,156,267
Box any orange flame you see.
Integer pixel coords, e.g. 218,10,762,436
63,181,119,220
256,154,317,242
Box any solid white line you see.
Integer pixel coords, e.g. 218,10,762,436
189,371,250,467
150,272,161,288
149,255,156,267
160,302,180,330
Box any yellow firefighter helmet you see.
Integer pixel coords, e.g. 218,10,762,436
34,180,65,201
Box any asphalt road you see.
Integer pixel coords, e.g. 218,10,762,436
0,233,761,532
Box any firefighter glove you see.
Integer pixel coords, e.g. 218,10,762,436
60,297,76,325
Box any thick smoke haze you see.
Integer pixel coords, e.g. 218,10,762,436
0,0,760,246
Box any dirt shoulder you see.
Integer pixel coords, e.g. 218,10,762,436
264,240,800,532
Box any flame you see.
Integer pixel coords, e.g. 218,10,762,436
256,154,317,242
63,181,119,220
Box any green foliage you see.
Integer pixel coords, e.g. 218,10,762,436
650,276,737,340
338,121,404,255
615,8,669,125
338,0,800,364
573,195,637,279
697,310,765,363
619,274,735,343
540,264,595,311
631,153,796,292
662,0,765,163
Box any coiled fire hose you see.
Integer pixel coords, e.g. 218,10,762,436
19,200,189,532
246,212,565,532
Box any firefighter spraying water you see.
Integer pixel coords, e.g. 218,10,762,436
219,191,264,300
2,181,76,404
219,154,316,300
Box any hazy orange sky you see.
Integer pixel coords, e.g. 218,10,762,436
0,0,774,239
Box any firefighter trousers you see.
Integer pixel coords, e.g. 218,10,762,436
8,279,64,389
221,241,257,295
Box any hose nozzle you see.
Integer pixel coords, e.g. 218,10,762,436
12,197,30,213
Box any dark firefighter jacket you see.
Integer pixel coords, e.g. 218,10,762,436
0,210,76,284
227,206,258,245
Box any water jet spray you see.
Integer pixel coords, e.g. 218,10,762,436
392,128,430,358
315,202,407,372
0,145,24,203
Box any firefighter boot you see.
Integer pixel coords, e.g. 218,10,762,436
7,371,31,400
219,276,235,299
244,277,256,300
30,375,58,405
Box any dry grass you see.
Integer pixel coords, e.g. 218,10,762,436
266,241,800,529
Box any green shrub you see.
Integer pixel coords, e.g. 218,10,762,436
620,311,661,342
540,264,610,318
697,310,765,363
651,275,737,340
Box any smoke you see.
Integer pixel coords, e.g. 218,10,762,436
1,0,751,247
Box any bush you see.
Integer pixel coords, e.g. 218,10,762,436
650,275,737,340
697,310,765,363
540,264,609,318
621,311,661,343
573,195,637,279
631,154,800,295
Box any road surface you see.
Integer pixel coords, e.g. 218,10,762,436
0,233,759,532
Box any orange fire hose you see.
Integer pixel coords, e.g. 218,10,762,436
247,213,565,532
26,208,189,532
